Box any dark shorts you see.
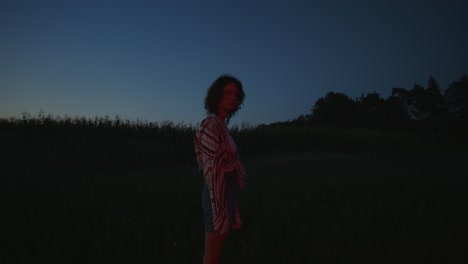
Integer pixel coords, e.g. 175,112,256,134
202,171,238,232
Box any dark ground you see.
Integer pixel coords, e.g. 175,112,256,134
3,149,467,263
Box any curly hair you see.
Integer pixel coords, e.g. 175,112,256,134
204,75,245,124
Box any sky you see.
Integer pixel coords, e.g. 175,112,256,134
1,0,467,126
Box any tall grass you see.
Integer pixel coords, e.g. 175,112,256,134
1,114,197,166
232,124,428,157
2,113,467,263
2,112,454,167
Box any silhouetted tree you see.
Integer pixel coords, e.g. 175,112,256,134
311,92,357,128
444,74,468,120
418,76,445,136
385,88,413,130
356,91,386,129
385,77,445,135
443,74,468,138
409,83,427,120
425,76,444,115
291,114,311,127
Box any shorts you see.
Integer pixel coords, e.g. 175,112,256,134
202,171,238,232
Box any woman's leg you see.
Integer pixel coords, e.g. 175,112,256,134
203,231,228,264
202,172,236,263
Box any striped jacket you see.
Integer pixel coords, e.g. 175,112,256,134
194,114,246,234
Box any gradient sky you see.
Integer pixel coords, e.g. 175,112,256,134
1,0,467,126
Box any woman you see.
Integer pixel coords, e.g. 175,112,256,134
194,75,247,264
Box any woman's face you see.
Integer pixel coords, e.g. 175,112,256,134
218,82,239,113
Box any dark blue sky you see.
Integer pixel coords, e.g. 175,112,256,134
1,0,467,125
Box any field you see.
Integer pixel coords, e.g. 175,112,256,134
4,147,467,263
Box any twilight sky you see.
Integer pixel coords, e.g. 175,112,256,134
1,0,467,126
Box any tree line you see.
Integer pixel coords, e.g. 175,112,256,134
272,74,468,142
